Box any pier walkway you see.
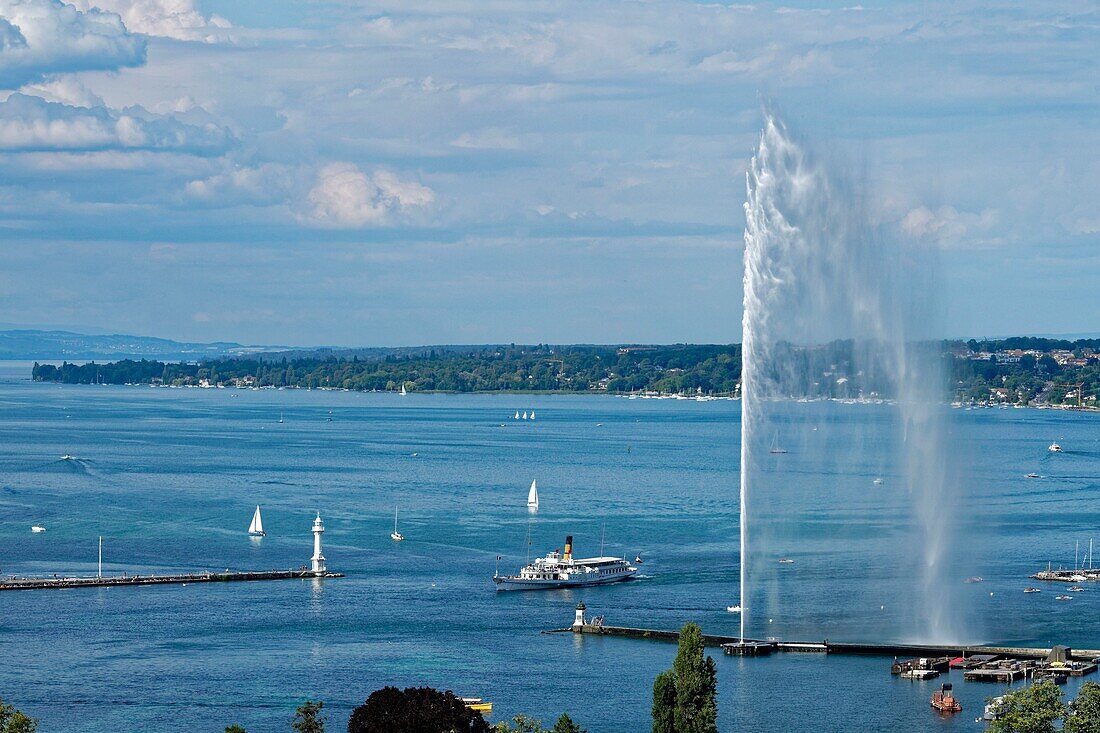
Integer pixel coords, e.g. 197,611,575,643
556,623,1100,662
0,568,343,591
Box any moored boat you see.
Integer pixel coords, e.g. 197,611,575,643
930,683,961,712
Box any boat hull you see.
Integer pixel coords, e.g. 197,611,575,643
494,569,637,591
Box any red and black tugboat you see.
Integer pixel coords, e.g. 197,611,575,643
931,683,962,713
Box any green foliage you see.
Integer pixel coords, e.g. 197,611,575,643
349,687,489,733
651,670,677,733
651,624,718,733
225,726,248,733
492,715,544,733
988,682,1065,733
1065,681,1100,733
291,700,325,733
550,714,586,733
672,623,718,733
0,700,37,733
491,713,586,733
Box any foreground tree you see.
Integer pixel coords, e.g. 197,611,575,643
988,682,1065,733
652,670,677,733
349,687,489,733
225,726,247,733
651,623,718,733
492,714,586,733
0,700,37,733
1065,682,1100,733
292,700,325,733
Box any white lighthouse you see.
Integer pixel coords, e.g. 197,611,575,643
311,512,326,575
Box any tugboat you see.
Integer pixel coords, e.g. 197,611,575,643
931,683,961,713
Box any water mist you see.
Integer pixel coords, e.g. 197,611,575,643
739,113,962,644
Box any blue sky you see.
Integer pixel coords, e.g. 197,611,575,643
0,0,1096,346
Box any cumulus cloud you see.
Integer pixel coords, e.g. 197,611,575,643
184,163,291,207
0,92,232,152
67,0,231,42
0,0,145,89
305,162,434,228
901,205,999,247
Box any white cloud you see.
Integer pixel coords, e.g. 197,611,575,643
0,0,145,89
68,0,232,42
304,162,434,228
0,92,232,152
184,163,290,207
901,205,999,247
19,76,104,107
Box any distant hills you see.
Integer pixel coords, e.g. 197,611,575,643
0,330,272,361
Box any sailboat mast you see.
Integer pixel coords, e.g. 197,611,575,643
98,536,102,579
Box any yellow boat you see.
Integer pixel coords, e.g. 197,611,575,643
461,698,493,715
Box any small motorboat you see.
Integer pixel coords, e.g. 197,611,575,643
1024,587,1042,593
778,558,795,564
1049,442,1063,453
902,669,939,680
726,605,742,614
873,477,884,485
634,555,643,564
460,698,493,715
1025,473,1040,479
1056,595,1073,601
931,683,961,712
983,695,1006,721
965,576,983,583
31,525,46,533
1068,586,1086,592
60,455,75,461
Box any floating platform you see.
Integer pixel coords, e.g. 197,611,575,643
0,568,343,591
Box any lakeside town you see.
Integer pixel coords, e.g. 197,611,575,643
28,338,1100,410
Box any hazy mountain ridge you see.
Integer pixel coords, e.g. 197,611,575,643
0,330,268,361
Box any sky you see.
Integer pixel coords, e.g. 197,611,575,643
0,0,1096,346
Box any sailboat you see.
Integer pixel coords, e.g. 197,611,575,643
278,413,284,424
769,431,788,454
514,410,520,419
522,411,528,420
400,384,408,396
248,505,266,537
527,479,539,511
391,507,404,541
530,411,536,420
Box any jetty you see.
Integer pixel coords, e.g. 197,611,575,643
554,604,1100,664
2,512,342,592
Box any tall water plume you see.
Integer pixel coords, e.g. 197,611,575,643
739,113,963,643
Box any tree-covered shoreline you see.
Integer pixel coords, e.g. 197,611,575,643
29,338,1100,406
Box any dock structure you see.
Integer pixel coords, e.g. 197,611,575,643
0,568,342,591
556,606,1100,664
1,512,342,592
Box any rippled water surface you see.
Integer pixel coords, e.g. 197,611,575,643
1,362,1098,732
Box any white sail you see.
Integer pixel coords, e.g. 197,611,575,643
400,384,407,396
514,410,520,419
249,505,265,536
522,411,528,420
527,479,539,510
530,411,536,420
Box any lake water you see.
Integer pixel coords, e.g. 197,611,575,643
1,361,1098,732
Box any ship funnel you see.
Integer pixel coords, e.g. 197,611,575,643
564,535,573,562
